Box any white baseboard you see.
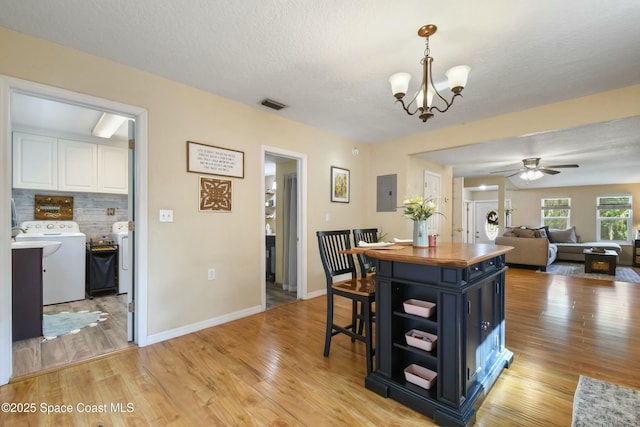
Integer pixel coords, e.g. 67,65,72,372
304,288,326,300
146,304,263,345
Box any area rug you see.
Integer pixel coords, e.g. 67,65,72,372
42,310,108,340
572,375,640,426
542,262,640,284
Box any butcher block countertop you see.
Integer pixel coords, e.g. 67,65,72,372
361,242,513,268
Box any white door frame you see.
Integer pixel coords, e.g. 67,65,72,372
261,146,307,307
0,76,149,385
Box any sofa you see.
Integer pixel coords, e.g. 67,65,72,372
494,227,557,271
552,230,622,262
494,226,622,271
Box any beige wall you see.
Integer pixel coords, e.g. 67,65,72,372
0,27,371,335
2,25,639,339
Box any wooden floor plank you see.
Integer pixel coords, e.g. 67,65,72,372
2,267,639,426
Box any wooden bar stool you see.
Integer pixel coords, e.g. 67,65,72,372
352,228,379,277
316,230,375,374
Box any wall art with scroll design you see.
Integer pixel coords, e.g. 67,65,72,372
199,176,232,212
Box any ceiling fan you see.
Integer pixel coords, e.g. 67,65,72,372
491,157,579,180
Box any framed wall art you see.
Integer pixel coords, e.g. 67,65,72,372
199,176,232,212
187,141,244,178
331,166,350,203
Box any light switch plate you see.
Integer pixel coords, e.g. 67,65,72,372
159,209,173,222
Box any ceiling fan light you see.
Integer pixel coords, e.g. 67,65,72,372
445,65,471,94
389,72,411,99
520,170,544,181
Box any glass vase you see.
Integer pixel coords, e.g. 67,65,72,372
413,220,429,248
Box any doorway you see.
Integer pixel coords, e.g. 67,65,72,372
473,200,511,244
0,77,148,384
262,147,307,309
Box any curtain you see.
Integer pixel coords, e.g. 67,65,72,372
282,173,298,293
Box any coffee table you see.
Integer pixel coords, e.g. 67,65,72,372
583,249,618,275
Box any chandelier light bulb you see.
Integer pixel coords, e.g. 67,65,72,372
389,73,411,99
445,65,471,94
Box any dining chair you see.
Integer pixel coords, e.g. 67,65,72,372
316,230,375,374
352,228,379,278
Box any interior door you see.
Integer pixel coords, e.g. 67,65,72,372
127,120,135,341
474,201,499,244
424,171,441,235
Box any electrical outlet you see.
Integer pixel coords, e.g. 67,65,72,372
159,209,173,222
208,269,216,280
107,207,115,216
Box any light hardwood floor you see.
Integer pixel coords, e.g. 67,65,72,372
2,268,639,426
12,293,131,377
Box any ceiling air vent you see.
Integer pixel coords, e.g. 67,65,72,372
260,98,287,111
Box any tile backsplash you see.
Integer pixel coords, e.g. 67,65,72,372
12,189,128,239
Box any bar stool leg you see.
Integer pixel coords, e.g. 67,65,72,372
324,292,333,357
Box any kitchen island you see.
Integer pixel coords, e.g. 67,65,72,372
364,242,513,427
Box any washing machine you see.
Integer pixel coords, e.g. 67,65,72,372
16,220,86,305
108,221,130,294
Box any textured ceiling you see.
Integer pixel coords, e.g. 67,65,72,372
1,0,639,187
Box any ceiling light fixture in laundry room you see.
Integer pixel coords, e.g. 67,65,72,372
389,24,471,123
91,112,128,138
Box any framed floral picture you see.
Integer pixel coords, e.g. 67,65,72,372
199,176,232,212
331,166,350,203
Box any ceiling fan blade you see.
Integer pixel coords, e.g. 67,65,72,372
490,168,523,174
506,171,522,178
545,164,579,168
538,168,560,175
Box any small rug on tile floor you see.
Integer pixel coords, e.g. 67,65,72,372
572,375,640,426
542,262,640,283
42,310,108,340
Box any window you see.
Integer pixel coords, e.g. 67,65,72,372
541,198,570,229
597,195,632,242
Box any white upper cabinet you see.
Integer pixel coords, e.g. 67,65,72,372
58,139,98,192
12,132,128,194
97,145,128,194
12,132,58,190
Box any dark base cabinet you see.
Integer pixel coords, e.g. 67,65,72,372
365,254,513,427
12,247,43,341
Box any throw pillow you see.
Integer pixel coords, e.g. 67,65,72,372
548,227,577,243
532,226,549,239
513,228,537,238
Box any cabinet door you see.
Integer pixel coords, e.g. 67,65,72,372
97,145,128,194
466,278,501,390
12,132,58,190
58,139,98,192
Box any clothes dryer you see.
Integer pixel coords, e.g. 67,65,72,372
108,221,130,294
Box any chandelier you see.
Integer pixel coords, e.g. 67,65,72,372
389,24,470,122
